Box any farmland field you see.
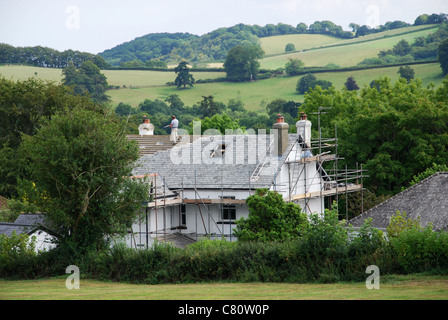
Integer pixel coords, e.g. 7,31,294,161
1,274,448,300
1,62,444,112
260,26,440,69
106,62,444,111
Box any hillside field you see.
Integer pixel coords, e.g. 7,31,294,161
259,24,440,57
1,62,444,112
260,25,440,69
1,23,445,112
106,62,444,111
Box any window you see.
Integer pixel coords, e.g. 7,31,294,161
222,205,236,220
180,204,186,225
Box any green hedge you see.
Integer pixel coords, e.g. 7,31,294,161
2,221,447,283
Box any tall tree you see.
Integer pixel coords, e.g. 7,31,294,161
285,58,304,76
344,76,360,91
398,66,415,83
20,107,149,251
439,39,448,75
62,61,109,103
199,95,223,118
174,61,195,89
224,45,264,82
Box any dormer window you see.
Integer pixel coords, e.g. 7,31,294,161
210,144,227,157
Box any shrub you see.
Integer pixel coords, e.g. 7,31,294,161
0,231,37,278
390,227,448,273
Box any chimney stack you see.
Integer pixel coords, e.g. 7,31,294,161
296,112,312,148
138,115,154,136
273,114,289,157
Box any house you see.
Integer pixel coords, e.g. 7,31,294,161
0,213,55,251
349,172,448,232
126,114,363,248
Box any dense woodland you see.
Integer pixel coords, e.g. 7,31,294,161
99,13,447,66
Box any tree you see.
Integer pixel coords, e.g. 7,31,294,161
296,73,317,94
224,45,264,82
284,58,304,76
302,77,448,196
20,107,149,252
0,77,99,198
233,189,308,242
285,43,296,52
190,113,244,135
398,66,415,83
344,76,359,91
392,39,412,56
174,61,195,89
198,95,223,118
265,99,300,119
62,61,109,103
439,39,448,75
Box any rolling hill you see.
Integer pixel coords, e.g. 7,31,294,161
1,23,446,113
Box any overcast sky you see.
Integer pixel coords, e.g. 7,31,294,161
1,0,447,54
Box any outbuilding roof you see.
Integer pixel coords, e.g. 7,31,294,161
349,172,448,231
0,214,47,237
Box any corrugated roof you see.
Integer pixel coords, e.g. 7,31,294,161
349,172,448,231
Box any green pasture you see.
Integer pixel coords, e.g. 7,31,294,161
0,65,225,88
260,34,344,56
1,274,447,300
107,63,444,111
260,26,440,69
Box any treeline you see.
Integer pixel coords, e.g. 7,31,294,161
0,43,108,69
99,13,447,67
114,94,299,137
354,13,447,37
358,23,448,66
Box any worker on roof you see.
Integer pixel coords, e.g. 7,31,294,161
169,115,179,144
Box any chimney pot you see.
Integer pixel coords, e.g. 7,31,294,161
276,114,285,123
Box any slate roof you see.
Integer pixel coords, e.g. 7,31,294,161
127,135,200,156
132,134,298,190
0,214,47,237
349,172,448,231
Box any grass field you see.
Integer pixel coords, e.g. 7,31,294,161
106,62,444,111
260,26,440,69
1,274,447,300
1,23,445,112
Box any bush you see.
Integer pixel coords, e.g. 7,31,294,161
0,231,37,278
390,227,448,273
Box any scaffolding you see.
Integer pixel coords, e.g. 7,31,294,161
129,111,366,248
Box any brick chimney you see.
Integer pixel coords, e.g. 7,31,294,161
273,114,289,157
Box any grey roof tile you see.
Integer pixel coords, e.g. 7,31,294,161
132,134,298,190
349,172,448,231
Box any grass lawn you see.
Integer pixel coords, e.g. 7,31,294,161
1,274,447,300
